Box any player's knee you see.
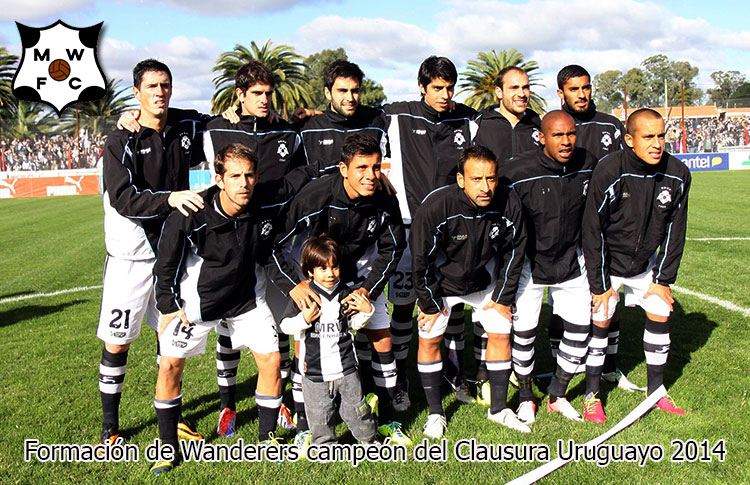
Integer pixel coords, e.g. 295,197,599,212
105,342,130,353
158,356,185,378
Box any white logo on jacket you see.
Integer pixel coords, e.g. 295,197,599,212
453,130,466,146
601,133,612,148
277,140,289,159
656,187,672,207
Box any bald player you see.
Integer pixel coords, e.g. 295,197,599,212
581,108,690,422
499,111,597,424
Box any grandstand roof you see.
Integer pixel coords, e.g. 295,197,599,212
611,105,750,120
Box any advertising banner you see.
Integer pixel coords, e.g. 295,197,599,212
674,153,729,171
0,174,100,199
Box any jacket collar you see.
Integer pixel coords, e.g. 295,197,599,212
310,280,341,300
562,100,598,122
536,147,587,174
622,144,667,175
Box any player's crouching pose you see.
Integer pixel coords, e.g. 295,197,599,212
582,108,691,423
150,144,322,475
411,145,527,437
500,111,597,424
280,236,378,445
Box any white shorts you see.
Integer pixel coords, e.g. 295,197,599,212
363,292,391,330
96,256,158,345
419,285,512,339
592,261,671,322
388,229,416,306
160,300,279,358
514,263,591,330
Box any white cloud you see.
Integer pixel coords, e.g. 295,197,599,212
99,35,220,112
0,0,93,22
120,0,332,16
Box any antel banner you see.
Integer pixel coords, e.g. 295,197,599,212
674,153,729,172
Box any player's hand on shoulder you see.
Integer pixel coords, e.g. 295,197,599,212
290,107,322,123
117,110,141,133
221,105,240,124
168,190,205,217
290,280,322,310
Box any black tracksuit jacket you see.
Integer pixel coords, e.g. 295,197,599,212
102,108,208,257
154,164,328,320
269,174,406,300
582,146,691,294
473,107,541,163
563,102,624,160
298,105,388,167
410,183,526,314
383,100,478,223
500,147,597,284
203,110,304,183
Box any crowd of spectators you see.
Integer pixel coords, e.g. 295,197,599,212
666,115,750,153
0,133,106,172
2,114,749,172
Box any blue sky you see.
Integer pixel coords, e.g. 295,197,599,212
2,0,749,112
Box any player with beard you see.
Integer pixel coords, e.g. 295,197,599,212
554,65,641,393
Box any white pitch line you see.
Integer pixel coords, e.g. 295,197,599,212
0,285,102,305
505,387,666,485
672,285,750,318
686,237,750,241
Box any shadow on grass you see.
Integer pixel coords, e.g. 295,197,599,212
0,299,88,328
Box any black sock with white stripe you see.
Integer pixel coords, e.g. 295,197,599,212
278,334,291,393
372,350,397,423
154,394,181,459
389,306,413,386
418,360,444,416
586,324,609,395
443,305,465,381
216,335,240,412
603,315,620,374
354,331,375,394
473,318,489,382
487,359,511,414
549,317,589,399
644,318,670,394
256,392,282,441
99,347,127,432
512,326,538,402
291,357,308,432
548,313,564,359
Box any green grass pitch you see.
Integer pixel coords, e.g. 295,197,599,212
1,171,748,484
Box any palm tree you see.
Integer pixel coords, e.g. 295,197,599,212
458,49,546,113
2,100,57,138
0,47,18,109
211,40,313,118
58,78,135,136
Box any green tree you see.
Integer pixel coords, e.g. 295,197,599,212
640,55,702,106
1,100,57,138
303,47,387,109
212,40,313,118
592,69,624,113
58,78,135,136
621,67,652,109
0,47,18,109
457,49,546,113
359,78,387,108
707,70,747,107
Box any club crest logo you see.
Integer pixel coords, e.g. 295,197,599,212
366,216,377,234
277,140,289,159
12,20,106,115
531,128,541,144
489,224,501,240
453,130,466,146
582,179,589,197
260,220,273,238
601,132,613,148
656,187,672,206
180,134,191,152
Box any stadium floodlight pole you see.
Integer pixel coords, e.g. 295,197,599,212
681,82,686,153
623,85,628,120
